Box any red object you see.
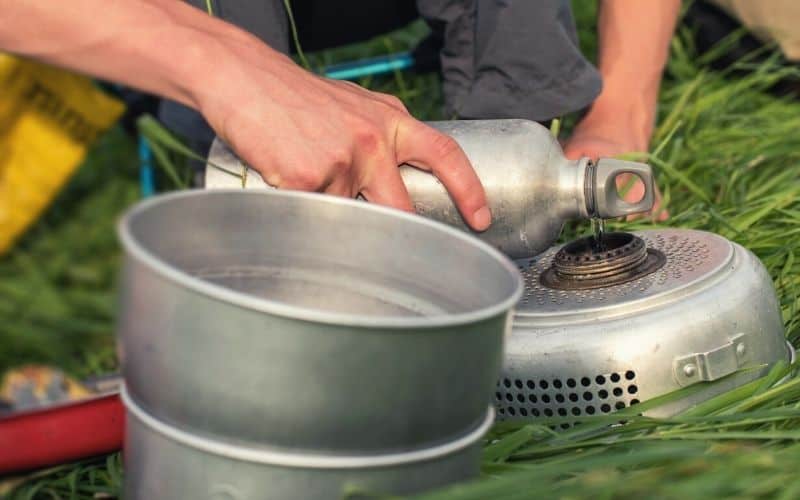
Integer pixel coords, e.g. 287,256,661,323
0,394,125,474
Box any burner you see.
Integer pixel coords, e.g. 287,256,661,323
499,229,790,423
540,232,666,290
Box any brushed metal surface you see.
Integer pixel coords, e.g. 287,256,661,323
516,229,734,316
499,229,789,421
205,119,655,259
117,189,522,456
538,232,667,290
124,394,485,500
122,388,493,468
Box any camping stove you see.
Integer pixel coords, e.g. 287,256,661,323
497,228,793,421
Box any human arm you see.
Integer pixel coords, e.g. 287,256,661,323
0,0,491,230
564,0,681,221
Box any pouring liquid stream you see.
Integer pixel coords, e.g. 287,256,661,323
591,218,607,252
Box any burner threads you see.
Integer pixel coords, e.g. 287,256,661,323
540,232,666,290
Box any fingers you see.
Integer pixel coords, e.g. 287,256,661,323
223,137,286,188
617,173,647,221
245,150,337,193
562,143,586,161
394,118,491,231
359,159,414,212
349,123,413,211
617,174,670,222
653,188,670,221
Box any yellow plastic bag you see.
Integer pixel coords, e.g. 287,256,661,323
0,54,125,255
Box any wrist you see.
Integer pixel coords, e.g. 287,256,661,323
115,21,229,111
579,79,658,151
141,1,264,110
182,26,296,111
175,34,231,111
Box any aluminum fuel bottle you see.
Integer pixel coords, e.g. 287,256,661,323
205,119,654,259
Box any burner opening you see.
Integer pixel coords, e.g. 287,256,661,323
541,232,666,290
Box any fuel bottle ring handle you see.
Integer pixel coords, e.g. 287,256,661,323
587,159,655,219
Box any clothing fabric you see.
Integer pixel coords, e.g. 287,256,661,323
160,0,601,160
462,0,600,120
709,0,800,61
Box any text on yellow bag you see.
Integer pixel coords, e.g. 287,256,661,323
0,54,125,255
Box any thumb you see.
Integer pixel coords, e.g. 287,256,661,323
393,118,491,231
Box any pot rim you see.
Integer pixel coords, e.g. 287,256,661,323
122,385,493,468
117,189,524,329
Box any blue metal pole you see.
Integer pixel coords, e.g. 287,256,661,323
323,52,415,80
139,136,156,197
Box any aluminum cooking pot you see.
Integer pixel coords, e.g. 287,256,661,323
116,189,523,499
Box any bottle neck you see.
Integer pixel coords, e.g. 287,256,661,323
557,156,593,220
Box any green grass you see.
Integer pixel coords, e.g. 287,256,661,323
0,126,137,380
4,2,800,498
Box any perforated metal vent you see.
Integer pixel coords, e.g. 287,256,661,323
514,229,732,315
500,228,788,421
494,371,640,424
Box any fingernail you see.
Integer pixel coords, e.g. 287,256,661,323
472,206,492,231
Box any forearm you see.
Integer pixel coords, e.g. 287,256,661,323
584,0,681,146
0,0,279,110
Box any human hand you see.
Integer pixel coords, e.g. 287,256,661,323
0,0,490,230
564,112,668,222
562,0,679,223
194,43,491,231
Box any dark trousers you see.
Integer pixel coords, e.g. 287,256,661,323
161,0,600,168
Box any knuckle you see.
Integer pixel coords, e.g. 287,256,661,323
385,95,406,111
286,166,325,190
327,147,353,172
261,170,283,187
353,126,382,156
428,133,462,161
